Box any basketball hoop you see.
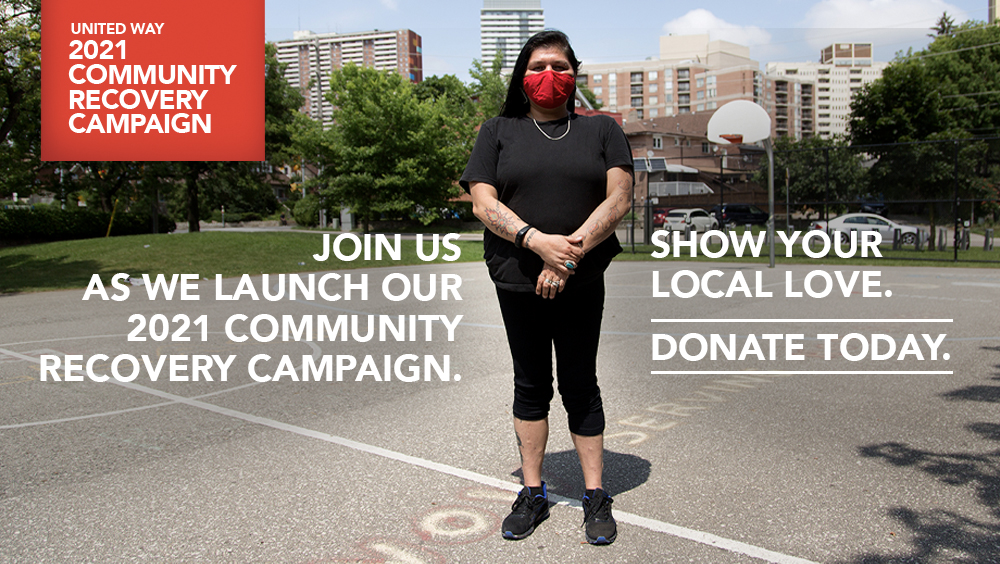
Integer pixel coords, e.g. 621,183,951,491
719,134,743,144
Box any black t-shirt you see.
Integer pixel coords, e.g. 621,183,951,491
460,113,634,291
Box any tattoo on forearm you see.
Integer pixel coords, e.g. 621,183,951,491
583,179,632,241
484,202,519,238
524,228,537,248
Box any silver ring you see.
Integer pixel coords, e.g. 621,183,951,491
552,280,561,287
565,260,576,270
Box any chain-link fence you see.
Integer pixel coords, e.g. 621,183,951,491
623,137,1000,264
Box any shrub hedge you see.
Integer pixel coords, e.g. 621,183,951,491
0,205,176,244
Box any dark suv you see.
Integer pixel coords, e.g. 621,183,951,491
709,204,769,226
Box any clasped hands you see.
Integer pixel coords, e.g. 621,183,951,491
525,232,584,299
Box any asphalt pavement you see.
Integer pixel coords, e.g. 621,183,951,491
2,257,999,563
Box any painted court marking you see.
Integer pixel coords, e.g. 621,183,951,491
1,347,818,564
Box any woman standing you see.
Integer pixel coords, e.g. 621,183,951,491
460,30,633,545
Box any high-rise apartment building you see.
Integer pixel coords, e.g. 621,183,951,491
579,36,763,120
766,43,887,139
579,34,818,140
275,29,423,128
480,0,544,73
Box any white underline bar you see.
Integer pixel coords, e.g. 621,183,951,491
651,370,953,375
650,319,953,323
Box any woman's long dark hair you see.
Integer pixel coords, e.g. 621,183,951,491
499,30,580,118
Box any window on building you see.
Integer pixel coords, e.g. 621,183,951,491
593,74,602,83
665,93,673,103
649,96,657,105
608,74,616,84
649,108,659,117
631,96,643,107
630,72,643,83
707,76,716,85
697,91,705,100
677,69,689,79
678,94,689,104
697,103,705,111
648,71,658,81
677,82,690,92
649,84,658,93
702,142,710,153
696,77,704,87
707,101,717,110
707,88,716,98
653,136,662,149
664,81,673,91
594,87,602,95
631,84,643,95
636,109,644,119
674,137,680,146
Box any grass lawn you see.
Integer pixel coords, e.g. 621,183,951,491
615,226,1000,267
2,229,997,294
0,231,484,294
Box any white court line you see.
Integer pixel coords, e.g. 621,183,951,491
651,318,953,323
651,371,953,375
0,336,319,429
2,349,817,564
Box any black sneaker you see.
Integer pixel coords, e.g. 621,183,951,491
501,483,549,540
582,488,616,544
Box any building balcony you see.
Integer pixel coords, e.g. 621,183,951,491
648,181,714,197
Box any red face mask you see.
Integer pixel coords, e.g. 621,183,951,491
522,70,576,110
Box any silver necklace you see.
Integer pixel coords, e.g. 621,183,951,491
532,117,571,141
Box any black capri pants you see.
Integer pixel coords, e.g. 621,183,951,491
495,278,606,436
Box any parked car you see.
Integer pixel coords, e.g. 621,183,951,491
708,203,769,226
809,213,918,244
652,208,670,226
662,208,719,232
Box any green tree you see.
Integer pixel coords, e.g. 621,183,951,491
929,12,955,37
265,41,304,165
0,0,40,196
849,20,1000,244
469,52,507,120
170,42,303,231
754,135,866,215
307,64,472,232
577,82,602,110
413,74,476,119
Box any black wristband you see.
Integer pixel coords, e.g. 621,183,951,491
514,225,532,248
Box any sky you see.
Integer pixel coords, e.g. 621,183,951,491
264,0,994,82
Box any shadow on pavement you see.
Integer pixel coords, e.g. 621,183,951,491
0,254,113,294
842,348,1000,563
511,448,652,499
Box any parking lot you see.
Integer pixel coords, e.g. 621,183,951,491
2,259,999,563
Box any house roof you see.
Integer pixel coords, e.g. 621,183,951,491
622,110,716,138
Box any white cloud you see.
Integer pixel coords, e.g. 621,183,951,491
795,0,967,53
380,0,398,10
662,9,772,47
800,0,967,32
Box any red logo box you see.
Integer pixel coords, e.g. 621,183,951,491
42,0,263,161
